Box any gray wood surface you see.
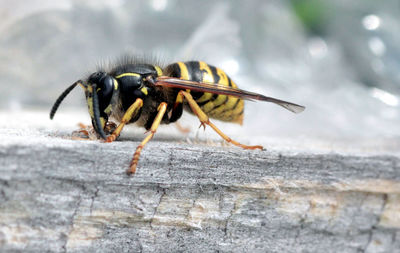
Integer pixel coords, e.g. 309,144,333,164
0,111,399,253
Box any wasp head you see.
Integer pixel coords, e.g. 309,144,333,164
83,71,118,139
50,71,118,139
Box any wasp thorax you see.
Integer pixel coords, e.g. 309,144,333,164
117,73,142,89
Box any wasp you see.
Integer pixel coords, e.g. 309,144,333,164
50,58,305,175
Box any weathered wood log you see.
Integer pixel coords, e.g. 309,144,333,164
0,111,399,252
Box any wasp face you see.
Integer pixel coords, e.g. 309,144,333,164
84,71,117,139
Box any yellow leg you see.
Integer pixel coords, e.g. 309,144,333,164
105,98,143,143
128,102,168,175
179,91,263,150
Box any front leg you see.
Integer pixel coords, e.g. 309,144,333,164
72,122,117,140
105,98,143,143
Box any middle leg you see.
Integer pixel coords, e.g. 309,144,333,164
127,102,168,175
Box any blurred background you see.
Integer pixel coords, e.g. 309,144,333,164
0,0,399,146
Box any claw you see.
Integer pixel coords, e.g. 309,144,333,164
126,165,137,175
105,134,117,143
198,122,206,131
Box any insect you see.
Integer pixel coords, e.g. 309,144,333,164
50,58,305,175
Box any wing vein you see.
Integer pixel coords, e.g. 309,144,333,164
154,77,305,113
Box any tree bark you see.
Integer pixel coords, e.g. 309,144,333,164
0,112,399,253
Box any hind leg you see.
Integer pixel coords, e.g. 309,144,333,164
179,91,263,150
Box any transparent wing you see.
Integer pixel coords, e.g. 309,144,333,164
154,76,305,113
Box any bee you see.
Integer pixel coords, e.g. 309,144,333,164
50,58,305,175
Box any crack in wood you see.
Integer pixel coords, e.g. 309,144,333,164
293,200,312,246
390,231,397,251
89,187,99,215
149,187,167,229
0,180,9,202
223,192,237,238
63,194,83,253
362,193,388,253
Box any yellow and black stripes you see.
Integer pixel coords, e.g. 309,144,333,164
50,58,305,176
164,61,244,124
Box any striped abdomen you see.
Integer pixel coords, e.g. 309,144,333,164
164,61,244,124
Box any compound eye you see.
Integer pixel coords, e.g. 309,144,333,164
99,76,114,96
98,75,114,111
